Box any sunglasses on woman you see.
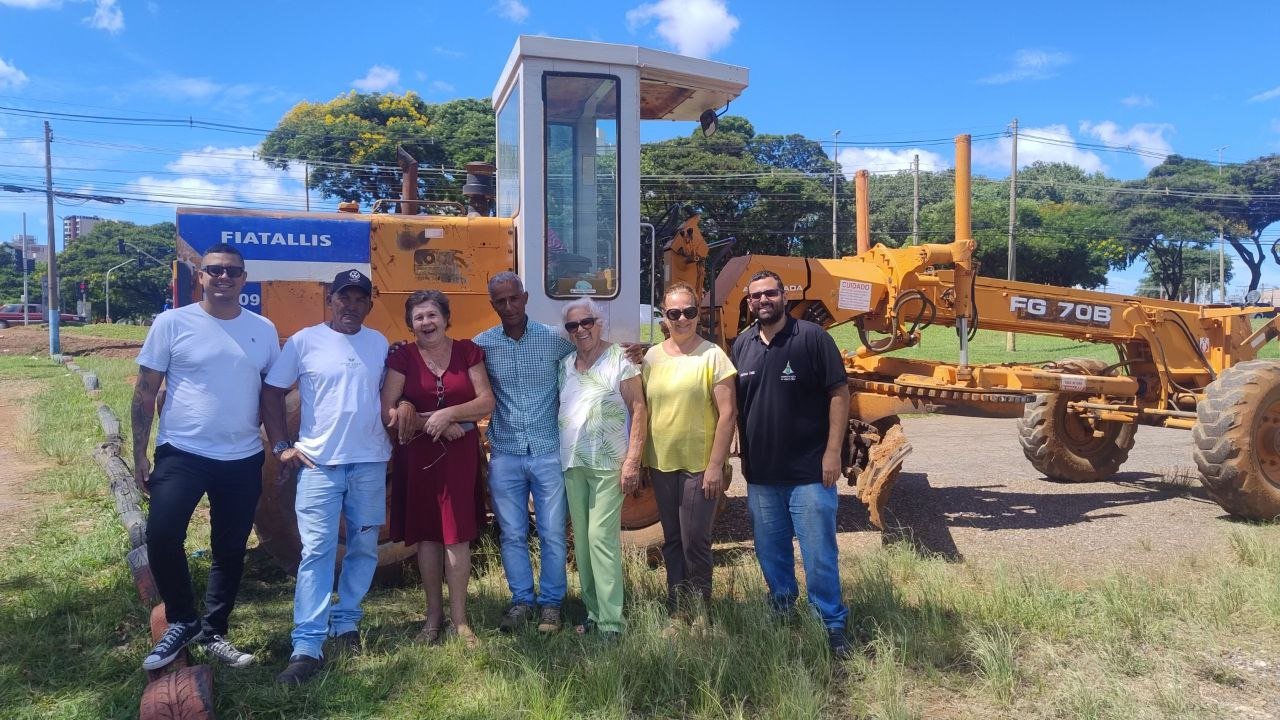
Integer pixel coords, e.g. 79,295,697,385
564,316,598,333
664,306,698,322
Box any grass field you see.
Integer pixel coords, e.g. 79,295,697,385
1,354,1280,718
61,324,151,342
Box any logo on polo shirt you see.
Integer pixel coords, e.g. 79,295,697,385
780,361,796,382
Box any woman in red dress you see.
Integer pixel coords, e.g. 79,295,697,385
381,290,494,645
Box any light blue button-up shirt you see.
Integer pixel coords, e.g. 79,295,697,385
474,320,574,456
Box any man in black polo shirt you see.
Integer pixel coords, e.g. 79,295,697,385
730,269,852,659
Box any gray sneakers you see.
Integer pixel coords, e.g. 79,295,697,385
537,605,562,633
199,634,256,668
498,603,535,633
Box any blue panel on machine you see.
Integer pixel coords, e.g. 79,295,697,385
177,212,371,263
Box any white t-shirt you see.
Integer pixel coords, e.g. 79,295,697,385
265,323,392,466
137,303,280,461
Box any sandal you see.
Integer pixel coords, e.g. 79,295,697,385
415,621,443,646
575,619,597,635
449,624,480,649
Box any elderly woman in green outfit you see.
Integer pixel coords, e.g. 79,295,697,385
557,298,648,638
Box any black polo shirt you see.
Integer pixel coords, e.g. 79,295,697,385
731,316,847,486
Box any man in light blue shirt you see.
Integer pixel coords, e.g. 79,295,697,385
474,271,573,633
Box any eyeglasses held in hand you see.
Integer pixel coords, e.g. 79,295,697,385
202,265,245,279
564,316,598,333
664,306,699,322
435,376,445,409
422,439,448,472
748,288,781,301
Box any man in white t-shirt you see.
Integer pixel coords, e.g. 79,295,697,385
133,243,280,672
262,268,392,685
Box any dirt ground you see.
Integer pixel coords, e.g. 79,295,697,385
716,414,1239,580
0,381,49,553
0,324,144,359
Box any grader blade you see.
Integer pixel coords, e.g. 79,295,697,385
855,422,912,529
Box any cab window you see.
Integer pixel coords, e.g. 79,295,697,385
543,72,620,299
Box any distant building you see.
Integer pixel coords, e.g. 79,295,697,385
63,216,103,247
6,235,47,263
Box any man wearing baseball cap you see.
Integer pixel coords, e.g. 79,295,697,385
262,268,392,684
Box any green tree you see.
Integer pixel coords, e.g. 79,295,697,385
0,243,28,304
1135,245,1231,301
54,221,175,321
260,93,494,207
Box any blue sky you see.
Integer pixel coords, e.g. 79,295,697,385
1,0,1278,295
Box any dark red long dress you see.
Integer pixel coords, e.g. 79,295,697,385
386,339,485,545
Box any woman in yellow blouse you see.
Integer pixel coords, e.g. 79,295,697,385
642,280,737,622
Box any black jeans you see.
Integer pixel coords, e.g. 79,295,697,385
650,469,717,614
145,443,263,637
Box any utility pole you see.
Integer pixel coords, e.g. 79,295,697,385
304,161,310,212
1216,145,1229,303
911,154,920,245
44,121,59,356
832,129,841,258
21,212,29,325
1006,118,1019,352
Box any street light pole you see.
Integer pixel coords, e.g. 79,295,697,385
104,259,131,324
832,129,841,258
1216,145,1229,303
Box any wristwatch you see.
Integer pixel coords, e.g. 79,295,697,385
271,441,291,457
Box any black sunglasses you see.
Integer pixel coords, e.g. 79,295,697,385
202,265,245,279
664,306,699,322
564,317,598,333
748,288,782,301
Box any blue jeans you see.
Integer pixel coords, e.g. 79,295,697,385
291,461,387,659
747,482,848,631
488,450,568,607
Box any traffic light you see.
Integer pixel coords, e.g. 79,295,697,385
116,238,126,254
78,279,88,295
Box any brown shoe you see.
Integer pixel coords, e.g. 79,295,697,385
449,624,480,649
537,605,561,633
498,604,534,634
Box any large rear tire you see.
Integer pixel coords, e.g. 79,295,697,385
1192,360,1280,520
1017,358,1136,482
616,465,730,551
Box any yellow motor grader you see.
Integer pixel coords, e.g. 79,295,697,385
172,36,1278,573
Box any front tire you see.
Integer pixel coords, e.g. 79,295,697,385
1017,358,1137,482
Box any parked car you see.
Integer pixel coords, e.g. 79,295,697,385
0,303,86,328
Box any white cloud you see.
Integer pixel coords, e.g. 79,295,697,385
974,124,1106,174
0,58,29,90
979,49,1070,84
493,0,528,23
1080,120,1174,168
835,147,948,176
1249,86,1280,103
130,146,305,209
430,80,455,94
1121,94,1154,108
84,0,123,34
626,0,739,59
433,46,464,58
0,0,61,7
352,65,399,92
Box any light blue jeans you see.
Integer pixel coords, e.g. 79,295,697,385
747,481,849,631
488,450,568,607
291,461,387,659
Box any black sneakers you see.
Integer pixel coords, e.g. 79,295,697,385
199,634,256,668
827,628,854,660
277,654,324,685
142,621,201,670
332,630,362,656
